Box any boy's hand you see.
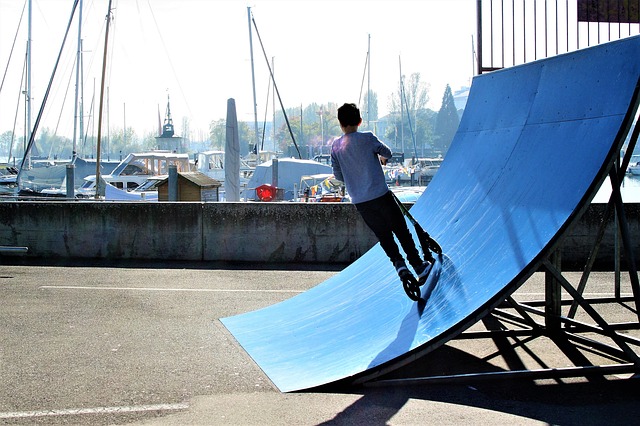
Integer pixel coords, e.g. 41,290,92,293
379,156,388,166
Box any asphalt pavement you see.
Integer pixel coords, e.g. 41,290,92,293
0,259,639,425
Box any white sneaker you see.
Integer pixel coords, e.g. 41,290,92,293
414,261,433,283
394,260,410,278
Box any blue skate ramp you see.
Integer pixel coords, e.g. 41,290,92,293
221,37,640,392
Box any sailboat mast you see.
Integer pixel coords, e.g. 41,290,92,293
79,38,84,152
72,0,83,160
26,0,32,167
399,55,404,154
272,56,275,153
94,0,113,199
367,34,370,127
247,7,260,159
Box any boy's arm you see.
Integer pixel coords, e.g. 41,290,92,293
376,139,393,164
369,132,393,160
330,151,344,182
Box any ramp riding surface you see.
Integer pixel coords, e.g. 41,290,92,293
221,37,640,392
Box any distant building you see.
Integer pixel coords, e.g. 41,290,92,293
155,94,185,153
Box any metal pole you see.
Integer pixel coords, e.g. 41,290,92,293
272,57,275,154
271,158,278,188
168,164,178,201
512,0,515,66
545,250,562,331
609,167,640,321
94,0,113,199
66,164,75,199
26,0,32,155
248,7,260,161
321,106,324,150
566,0,569,52
399,56,404,153
534,0,538,59
501,0,504,67
72,0,82,161
300,105,304,158
367,33,371,127
476,0,483,74
523,0,526,63
79,39,84,154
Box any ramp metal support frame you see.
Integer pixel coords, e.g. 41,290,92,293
368,116,640,388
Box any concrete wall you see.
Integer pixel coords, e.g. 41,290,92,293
0,202,376,264
0,201,636,270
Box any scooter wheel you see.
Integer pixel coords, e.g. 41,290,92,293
428,237,442,255
402,276,421,301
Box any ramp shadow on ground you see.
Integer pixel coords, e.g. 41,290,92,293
317,360,640,426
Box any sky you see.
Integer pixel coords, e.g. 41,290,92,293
0,0,477,142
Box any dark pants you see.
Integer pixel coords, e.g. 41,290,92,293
355,191,422,267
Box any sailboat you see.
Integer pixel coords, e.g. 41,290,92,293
16,0,118,198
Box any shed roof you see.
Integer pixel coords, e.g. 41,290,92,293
158,171,222,188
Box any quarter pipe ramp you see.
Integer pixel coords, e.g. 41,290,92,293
221,36,640,392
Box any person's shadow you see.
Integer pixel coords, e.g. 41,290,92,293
366,253,464,371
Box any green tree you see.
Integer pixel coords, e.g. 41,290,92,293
35,128,73,160
140,131,160,152
100,127,141,159
275,116,302,155
208,119,254,155
209,119,226,150
274,103,341,158
238,121,255,157
414,109,436,157
434,84,459,155
302,103,323,155
0,131,16,161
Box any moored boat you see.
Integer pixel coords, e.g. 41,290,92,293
78,151,191,197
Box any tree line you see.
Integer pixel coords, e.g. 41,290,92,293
0,126,167,165
0,72,461,164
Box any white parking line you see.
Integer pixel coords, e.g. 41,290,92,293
0,402,189,420
40,285,303,293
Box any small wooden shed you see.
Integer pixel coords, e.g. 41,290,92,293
157,171,221,201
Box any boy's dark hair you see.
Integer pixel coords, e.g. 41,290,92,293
337,103,361,127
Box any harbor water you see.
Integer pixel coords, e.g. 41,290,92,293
592,174,640,203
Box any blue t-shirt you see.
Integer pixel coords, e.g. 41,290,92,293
330,131,392,204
